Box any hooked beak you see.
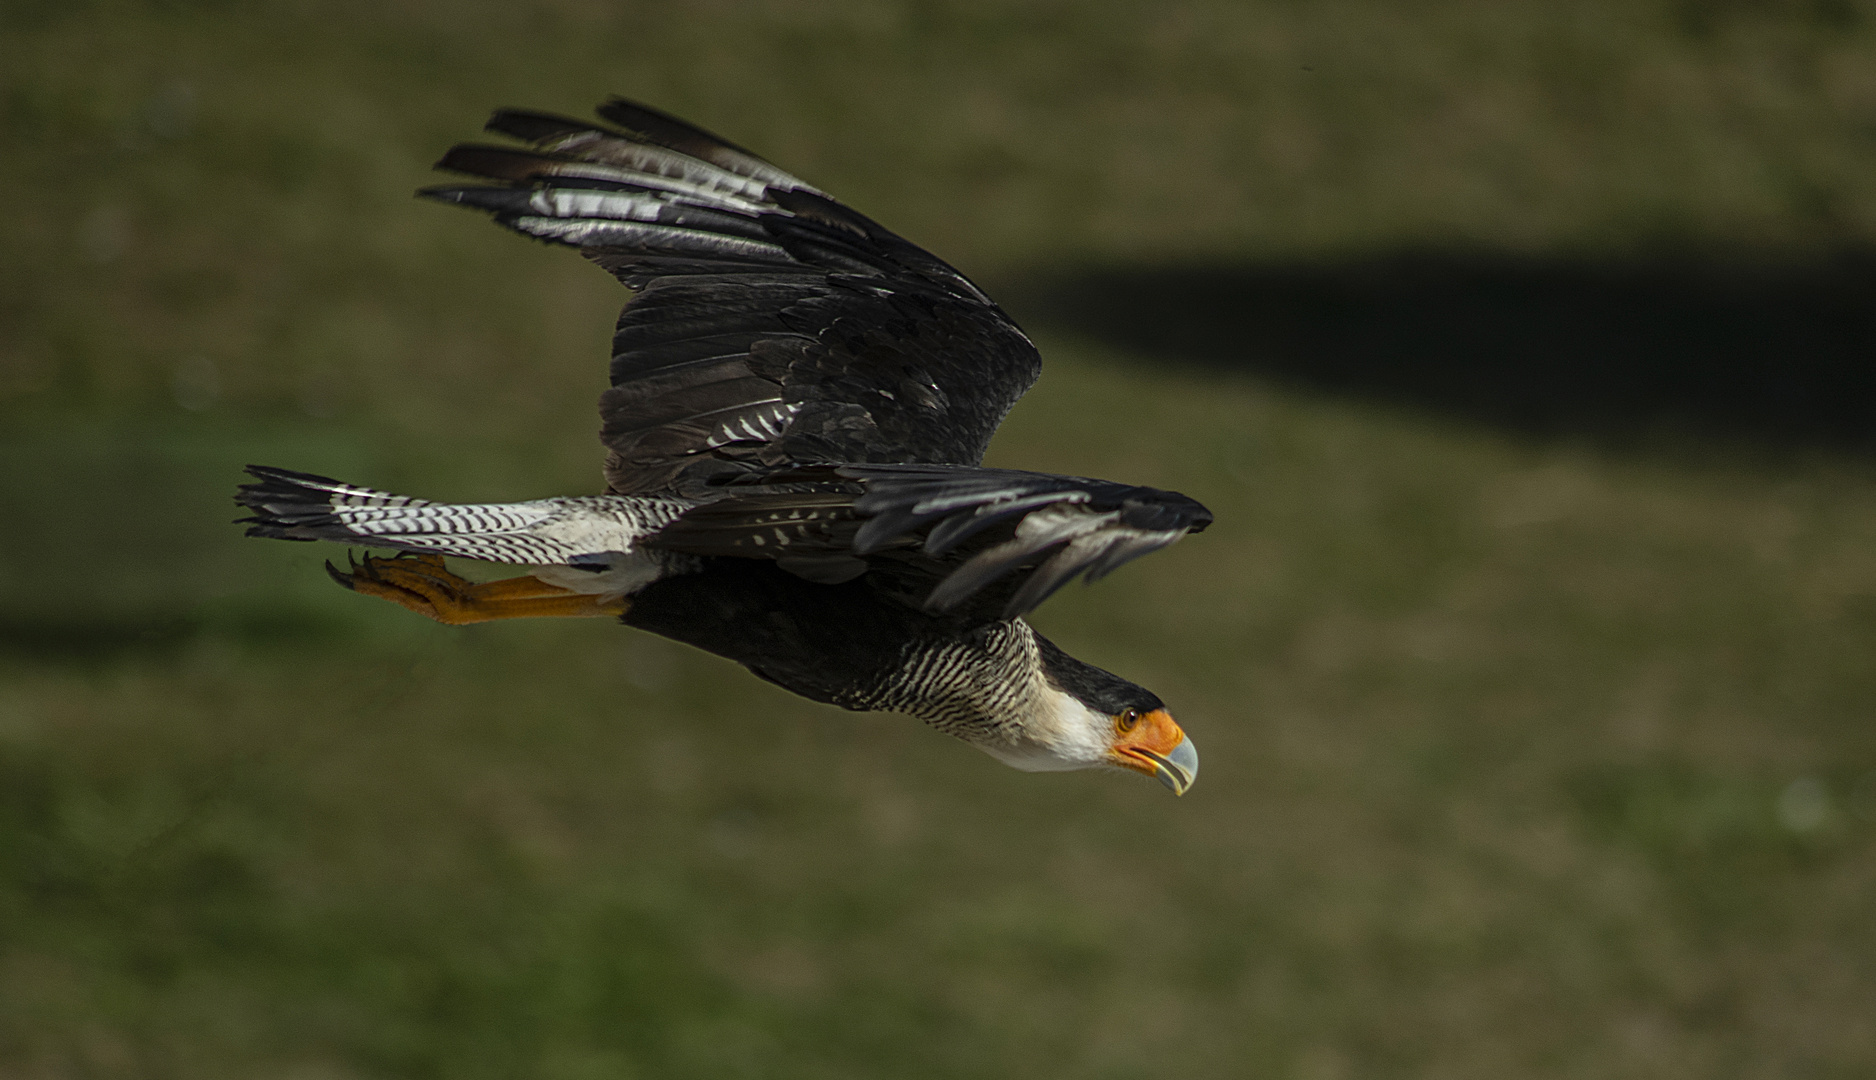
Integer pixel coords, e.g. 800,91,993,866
1110,708,1199,795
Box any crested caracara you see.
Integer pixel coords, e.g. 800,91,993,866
237,98,1210,793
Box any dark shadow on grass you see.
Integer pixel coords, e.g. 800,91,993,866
1001,249,1876,453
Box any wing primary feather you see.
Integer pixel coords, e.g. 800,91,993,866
425,185,779,244
504,217,797,263
919,492,1082,555
432,145,774,211
922,534,1064,612
594,97,812,191
1002,544,1099,616
483,107,596,143
850,507,932,554
1082,530,1184,582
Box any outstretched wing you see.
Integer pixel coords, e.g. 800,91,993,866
648,465,1213,619
424,98,1042,496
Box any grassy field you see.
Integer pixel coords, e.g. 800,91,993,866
4,2,1876,1077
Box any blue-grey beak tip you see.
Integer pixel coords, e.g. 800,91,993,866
1155,736,1199,795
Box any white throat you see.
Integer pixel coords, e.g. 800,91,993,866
969,684,1114,773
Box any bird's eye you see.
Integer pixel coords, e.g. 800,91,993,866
1116,709,1140,734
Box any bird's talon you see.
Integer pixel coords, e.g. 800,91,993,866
324,558,358,590
328,551,505,624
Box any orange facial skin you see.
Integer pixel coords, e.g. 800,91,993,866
1108,708,1197,794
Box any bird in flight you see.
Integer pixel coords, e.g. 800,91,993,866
237,98,1211,793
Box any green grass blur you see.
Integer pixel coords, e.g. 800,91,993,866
4,2,1876,1077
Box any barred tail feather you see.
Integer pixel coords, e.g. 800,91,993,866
236,466,436,541
235,465,684,565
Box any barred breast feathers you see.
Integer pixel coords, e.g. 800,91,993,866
861,620,1045,738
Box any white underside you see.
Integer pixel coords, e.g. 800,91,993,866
532,552,672,600
970,685,1116,773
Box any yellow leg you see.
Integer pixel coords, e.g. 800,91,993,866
327,552,628,625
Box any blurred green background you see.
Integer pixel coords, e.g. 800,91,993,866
5,2,1876,1077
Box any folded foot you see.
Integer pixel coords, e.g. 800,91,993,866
328,552,628,624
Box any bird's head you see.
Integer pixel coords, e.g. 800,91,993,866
974,633,1198,794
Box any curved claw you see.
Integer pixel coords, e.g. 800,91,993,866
325,556,358,590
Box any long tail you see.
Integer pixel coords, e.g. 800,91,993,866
235,465,677,565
